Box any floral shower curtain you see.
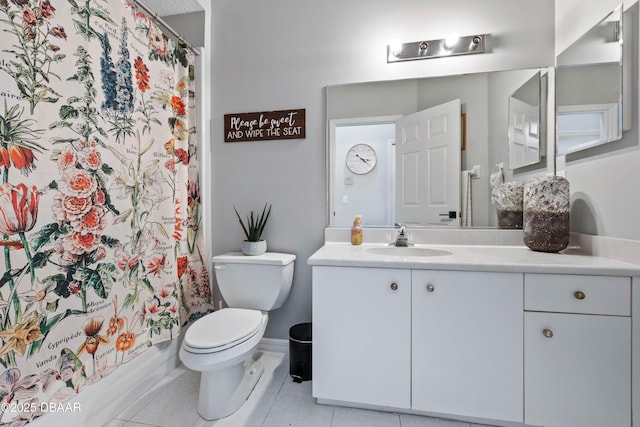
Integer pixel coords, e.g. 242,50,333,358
0,0,213,423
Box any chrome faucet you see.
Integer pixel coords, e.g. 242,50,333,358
392,223,410,247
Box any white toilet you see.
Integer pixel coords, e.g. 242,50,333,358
179,251,295,420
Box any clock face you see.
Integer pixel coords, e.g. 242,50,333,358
346,144,377,175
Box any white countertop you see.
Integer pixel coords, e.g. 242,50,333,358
307,243,640,276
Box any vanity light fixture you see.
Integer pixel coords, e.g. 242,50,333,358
387,33,488,63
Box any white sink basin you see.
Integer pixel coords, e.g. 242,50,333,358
367,247,452,257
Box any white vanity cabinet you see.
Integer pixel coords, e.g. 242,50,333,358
524,274,631,427
312,266,524,422
412,270,523,422
312,266,412,408
309,248,637,427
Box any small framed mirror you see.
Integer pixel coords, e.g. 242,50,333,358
556,5,623,156
508,70,544,169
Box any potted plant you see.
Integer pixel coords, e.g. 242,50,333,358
233,203,271,256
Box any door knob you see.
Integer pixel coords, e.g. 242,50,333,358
426,284,435,292
390,283,398,291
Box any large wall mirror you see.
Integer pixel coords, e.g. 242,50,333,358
556,5,623,156
327,68,549,228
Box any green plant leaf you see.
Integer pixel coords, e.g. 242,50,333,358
61,347,84,371
66,96,82,104
46,300,58,313
233,203,271,242
90,8,116,24
74,267,108,299
96,264,116,296
123,293,136,310
233,206,251,240
52,274,72,299
48,123,73,131
100,235,120,248
30,249,55,269
139,277,154,293
30,223,60,252
101,163,114,174
0,269,23,289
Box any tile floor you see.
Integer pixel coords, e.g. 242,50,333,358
104,351,497,427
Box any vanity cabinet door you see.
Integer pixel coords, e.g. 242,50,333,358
524,312,631,427
411,270,523,422
312,266,411,408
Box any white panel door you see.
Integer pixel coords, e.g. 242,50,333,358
395,99,461,226
412,270,524,422
312,266,411,409
524,312,631,427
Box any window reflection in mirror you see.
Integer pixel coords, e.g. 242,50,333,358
508,71,545,169
556,5,622,156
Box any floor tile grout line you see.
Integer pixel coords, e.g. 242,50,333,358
123,421,163,427
259,390,275,427
122,383,171,425
260,357,288,427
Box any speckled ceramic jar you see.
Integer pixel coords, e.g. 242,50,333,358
492,182,524,229
523,176,570,253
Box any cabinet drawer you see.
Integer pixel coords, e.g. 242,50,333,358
525,274,630,316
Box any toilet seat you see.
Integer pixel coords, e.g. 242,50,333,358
183,308,263,354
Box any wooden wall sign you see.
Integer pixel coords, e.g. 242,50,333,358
224,108,306,142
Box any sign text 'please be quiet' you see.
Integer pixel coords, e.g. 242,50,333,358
223,109,306,142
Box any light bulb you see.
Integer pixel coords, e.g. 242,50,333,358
389,39,403,56
444,32,459,49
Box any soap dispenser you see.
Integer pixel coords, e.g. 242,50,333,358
351,215,363,245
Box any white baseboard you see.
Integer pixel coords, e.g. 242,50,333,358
258,337,289,354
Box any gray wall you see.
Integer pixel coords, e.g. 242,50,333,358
332,123,396,227
210,0,555,339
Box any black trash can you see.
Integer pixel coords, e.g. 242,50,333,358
289,322,312,382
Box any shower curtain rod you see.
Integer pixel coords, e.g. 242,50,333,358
130,0,201,56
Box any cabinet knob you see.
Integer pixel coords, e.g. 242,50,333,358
390,282,398,291
426,284,435,292
574,291,586,300
543,329,554,338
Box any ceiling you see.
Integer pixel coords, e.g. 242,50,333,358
138,0,203,17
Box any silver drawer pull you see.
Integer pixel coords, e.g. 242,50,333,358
574,291,586,300
390,283,398,291
543,329,554,338
426,284,435,292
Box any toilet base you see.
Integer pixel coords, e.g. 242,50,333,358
197,351,265,420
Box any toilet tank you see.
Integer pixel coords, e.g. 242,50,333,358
213,252,295,311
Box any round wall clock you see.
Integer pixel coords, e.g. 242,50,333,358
346,143,377,175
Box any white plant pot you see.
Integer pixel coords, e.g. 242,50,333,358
241,240,267,256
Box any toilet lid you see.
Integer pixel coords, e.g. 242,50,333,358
212,252,296,266
184,308,262,350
